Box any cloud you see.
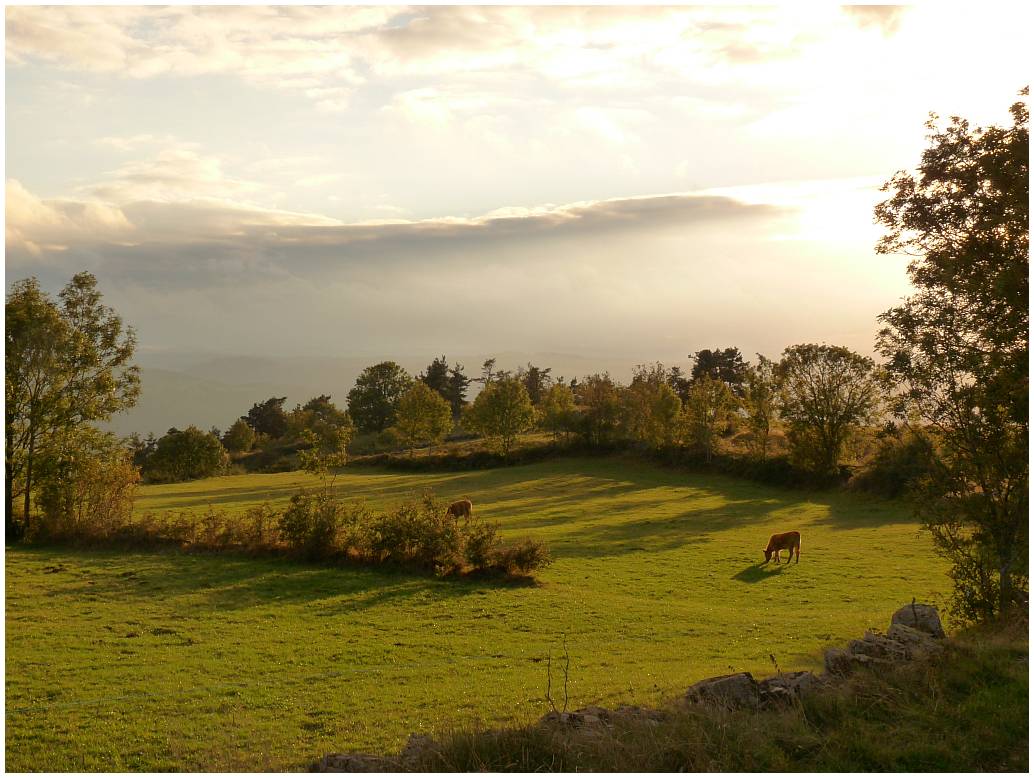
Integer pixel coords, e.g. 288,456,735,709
5,5,874,113
842,6,907,35
6,171,788,290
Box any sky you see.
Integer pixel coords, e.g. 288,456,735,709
5,3,1030,366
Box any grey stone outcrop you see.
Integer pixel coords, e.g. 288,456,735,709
685,672,760,709
891,602,946,638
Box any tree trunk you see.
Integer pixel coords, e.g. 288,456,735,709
5,461,18,542
22,456,33,529
999,561,1014,618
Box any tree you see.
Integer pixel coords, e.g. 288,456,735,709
574,373,623,447
776,344,880,477
6,273,139,539
474,357,509,386
222,419,256,454
395,382,453,453
143,426,228,482
463,377,536,455
875,90,1028,620
445,363,470,418
539,384,577,441
346,362,413,433
743,355,778,460
691,347,748,394
666,365,692,404
623,363,682,448
241,396,288,439
291,395,354,466
419,356,451,399
681,375,736,462
516,362,553,405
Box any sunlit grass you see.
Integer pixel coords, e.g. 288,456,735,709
6,456,950,770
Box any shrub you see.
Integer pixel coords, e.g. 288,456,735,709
35,431,140,542
463,519,502,569
491,538,552,576
849,428,936,498
371,494,466,574
143,426,228,482
279,490,347,560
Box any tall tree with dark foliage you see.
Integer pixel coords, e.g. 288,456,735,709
876,89,1029,620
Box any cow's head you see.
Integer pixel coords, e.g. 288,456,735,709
762,548,773,563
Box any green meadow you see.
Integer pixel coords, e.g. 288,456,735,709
5,456,950,771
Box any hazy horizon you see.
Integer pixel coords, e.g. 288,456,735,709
6,5,1030,364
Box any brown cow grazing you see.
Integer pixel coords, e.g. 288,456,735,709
446,499,473,519
763,531,801,564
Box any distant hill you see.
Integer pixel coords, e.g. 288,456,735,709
106,351,694,437
101,368,322,438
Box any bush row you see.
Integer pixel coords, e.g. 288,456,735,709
32,490,551,579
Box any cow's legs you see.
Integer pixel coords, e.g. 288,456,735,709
774,550,781,563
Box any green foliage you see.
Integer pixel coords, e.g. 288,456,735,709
292,395,354,475
221,419,256,454
538,384,577,440
5,272,139,538
691,347,748,394
418,358,470,417
370,493,466,574
144,426,228,483
35,428,140,541
742,355,777,460
278,490,368,560
419,355,451,398
665,365,692,403
241,396,288,439
394,381,454,452
776,344,880,477
875,89,1029,621
516,362,553,405
623,363,682,448
347,361,413,433
445,362,471,418
573,373,623,447
849,427,936,498
681,375,737,463
464,377,536,455
491,538,552,576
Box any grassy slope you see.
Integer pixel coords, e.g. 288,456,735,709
6,456,951,771
425,622,1029,771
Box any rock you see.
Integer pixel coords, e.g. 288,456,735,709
399,734,438,768
758,684,795,708
685,672,759,709
762,671,821,696
758,671,822,708
541,711,598,728
891,603,945,638
314,753,396,772
612,704,665,723
848,631,910,661
824,647,853,676
887,623,944,656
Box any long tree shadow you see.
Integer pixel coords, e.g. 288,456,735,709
21,545,516,615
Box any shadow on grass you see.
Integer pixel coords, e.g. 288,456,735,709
732,563,790,583
15,544,524,615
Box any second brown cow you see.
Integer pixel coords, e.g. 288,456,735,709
446,499,473,519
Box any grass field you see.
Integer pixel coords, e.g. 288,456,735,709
5,456,951,771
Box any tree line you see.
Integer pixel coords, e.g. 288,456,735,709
5,90,1027,622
